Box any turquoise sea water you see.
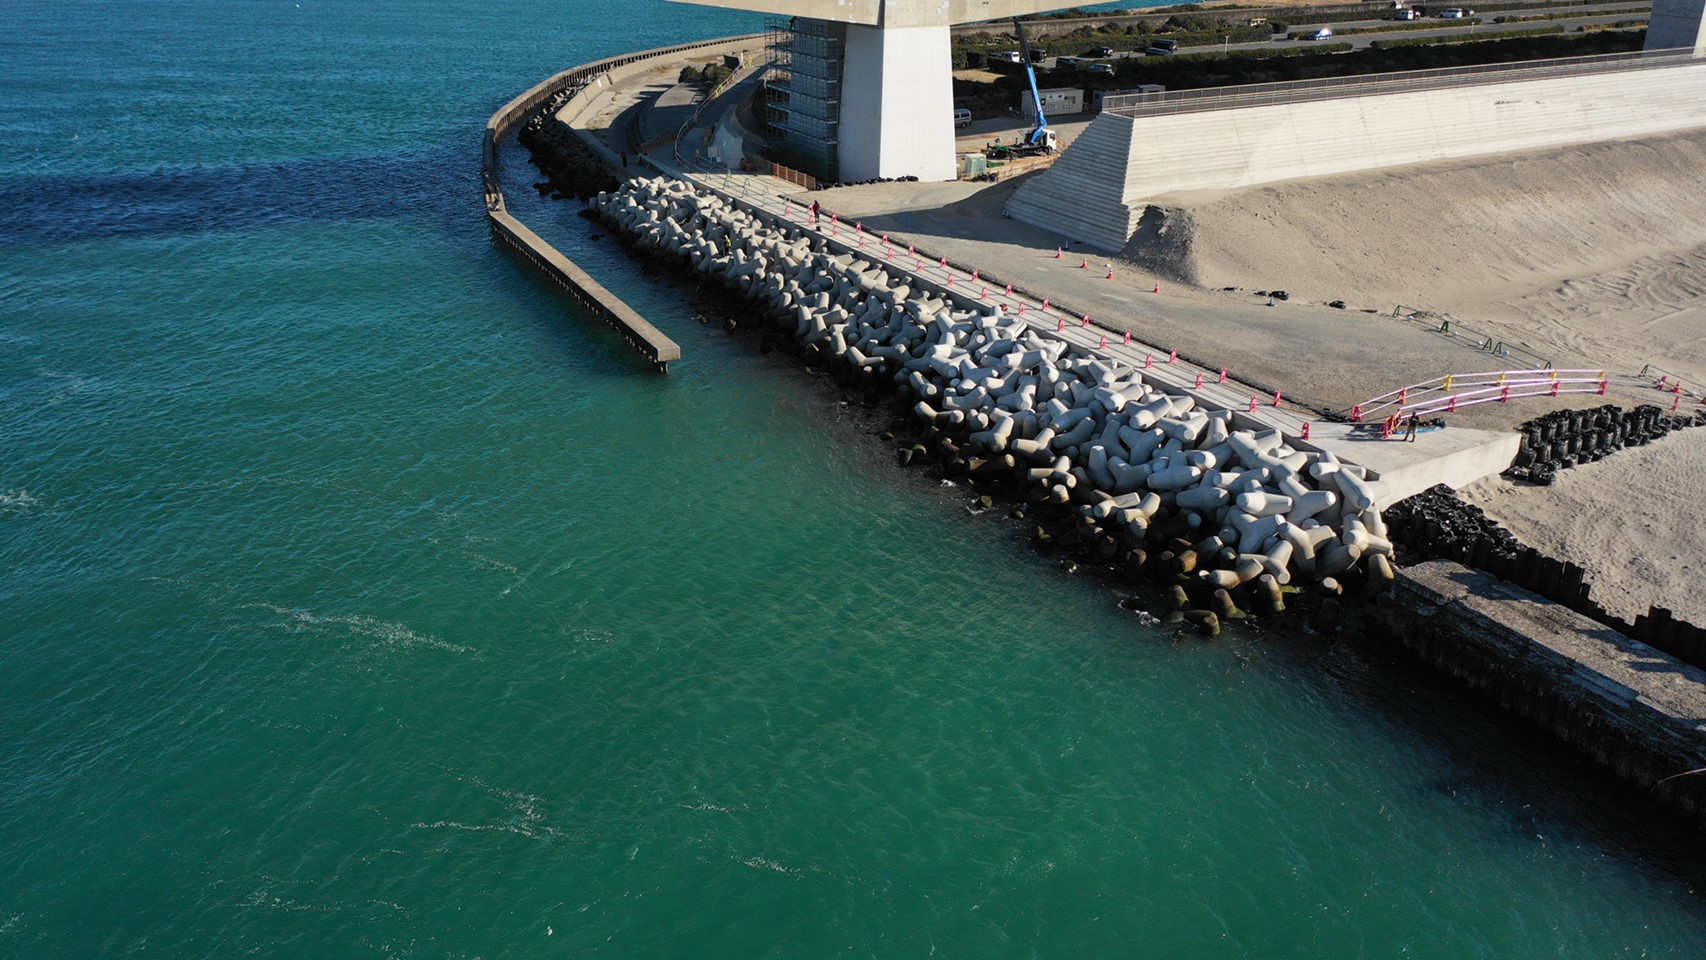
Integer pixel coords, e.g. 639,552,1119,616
3,1,1704,957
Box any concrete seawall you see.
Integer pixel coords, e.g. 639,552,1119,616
512,35,1706,829
1378,561,1706,827
1009,51,1706,250
482,36,764,369
488,210,680,370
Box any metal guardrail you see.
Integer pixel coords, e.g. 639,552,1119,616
672,60,767,167
1101,48,1697,117
1348,367,1703,421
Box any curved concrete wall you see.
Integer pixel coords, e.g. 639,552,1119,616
483,38,763,369
1007,57,1706,251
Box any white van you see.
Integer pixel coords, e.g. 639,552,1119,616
953,108,972,128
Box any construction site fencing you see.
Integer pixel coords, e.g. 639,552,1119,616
1101,48,1695,118
1392,305,1551,370
770,162,818,190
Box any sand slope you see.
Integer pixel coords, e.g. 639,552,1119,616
1130,129,1706,384
1125,129,1706,631
1459,427,1706,625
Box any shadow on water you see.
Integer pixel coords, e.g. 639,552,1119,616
0,143,477,245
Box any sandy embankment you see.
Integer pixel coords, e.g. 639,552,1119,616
1457,428,1706,625
1127,130,1706,627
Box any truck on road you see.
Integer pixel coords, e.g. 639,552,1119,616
985,19,1060,160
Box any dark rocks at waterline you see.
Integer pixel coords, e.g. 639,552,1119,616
518,107,618,200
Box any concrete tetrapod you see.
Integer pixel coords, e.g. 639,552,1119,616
588,177,1399,607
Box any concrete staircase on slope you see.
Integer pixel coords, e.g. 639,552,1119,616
1002,113,1141,253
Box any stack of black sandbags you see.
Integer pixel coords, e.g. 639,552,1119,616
1505,404,1704,485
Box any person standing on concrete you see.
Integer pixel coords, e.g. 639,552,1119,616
1405,413,1421,442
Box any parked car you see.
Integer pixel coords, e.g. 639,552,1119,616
992,50,1024,63
1438,7,1471,17
953,107,972,128
1145,39,1179,56
1056,56,1081,68
1087,45,1115,57
1027,47,1049,62
1087,62,1114,74
1308,27,1334,40
1392,8,1420,19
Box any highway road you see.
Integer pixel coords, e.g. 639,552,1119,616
1021,2,1650,64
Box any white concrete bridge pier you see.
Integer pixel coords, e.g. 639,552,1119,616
666,0,1076,181
1646,0,1706,54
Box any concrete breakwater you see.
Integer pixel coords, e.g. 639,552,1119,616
1377,561,1706,828
489,209,679,372
1389,477,1706,672
481,40,765,371
590,176,1400,625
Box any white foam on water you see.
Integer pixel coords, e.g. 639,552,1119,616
405,770,570,842
739,856,800,876
0,489,41,515
674,801,749,813
250,604,469,655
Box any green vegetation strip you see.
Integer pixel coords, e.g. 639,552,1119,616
1495,5,1649,22
1372,25,1573,48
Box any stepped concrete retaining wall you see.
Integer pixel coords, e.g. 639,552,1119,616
1007,53,1706,251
